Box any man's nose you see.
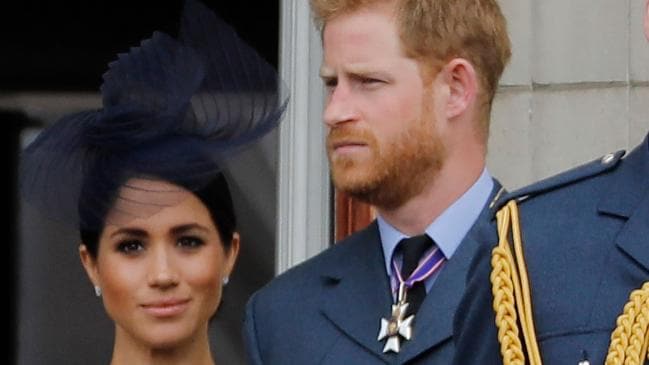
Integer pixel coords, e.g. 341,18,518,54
323,83,358,127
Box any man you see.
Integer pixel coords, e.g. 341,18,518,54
244,0,510,363
452,1,649,364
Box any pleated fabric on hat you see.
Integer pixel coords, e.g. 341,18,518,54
19,0,288,231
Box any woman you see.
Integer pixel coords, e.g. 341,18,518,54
19,0,286,363
79,173,239,364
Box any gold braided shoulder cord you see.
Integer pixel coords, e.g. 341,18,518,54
605,282,649,365
491,200,649,365
491,200,542,365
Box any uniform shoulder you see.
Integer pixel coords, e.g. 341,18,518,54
496,149,626,208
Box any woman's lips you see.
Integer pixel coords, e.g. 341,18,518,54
141,298,191,318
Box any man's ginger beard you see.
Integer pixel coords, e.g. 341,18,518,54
327,96,446,210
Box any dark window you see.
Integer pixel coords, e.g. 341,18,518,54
0,0,278,91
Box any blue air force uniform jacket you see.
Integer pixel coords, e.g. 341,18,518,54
452,134,649,365
244,183,503,364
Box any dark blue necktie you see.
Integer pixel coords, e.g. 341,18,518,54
397,235,434,317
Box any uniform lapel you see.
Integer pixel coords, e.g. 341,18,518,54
615,192,649,272
320,222,394,363
398,182,502,363
600,136,649,272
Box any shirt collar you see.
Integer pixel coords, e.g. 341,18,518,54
378,168,494,276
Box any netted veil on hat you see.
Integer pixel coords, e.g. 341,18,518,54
19,0,288,231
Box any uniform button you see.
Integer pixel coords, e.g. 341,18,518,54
601,153,615,165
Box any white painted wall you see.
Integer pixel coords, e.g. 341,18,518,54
490,0,649,188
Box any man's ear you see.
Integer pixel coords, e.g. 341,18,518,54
79,244,100,288
441,58,478,120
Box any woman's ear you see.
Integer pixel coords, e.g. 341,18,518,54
79,244,100,289
224,232,240,278
441,58,478,120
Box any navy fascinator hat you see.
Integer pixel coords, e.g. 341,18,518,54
19,0,288,231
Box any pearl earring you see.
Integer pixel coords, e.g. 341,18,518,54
222,277,229,285
94,286,102,297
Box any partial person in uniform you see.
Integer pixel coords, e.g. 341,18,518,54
19,1,287,364
243,0,511,363
452,1,649,364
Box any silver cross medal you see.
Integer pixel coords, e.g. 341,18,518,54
377,282,414,353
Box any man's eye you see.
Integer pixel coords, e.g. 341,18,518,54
117,240,144,254
360,77,382,85
177,236,204,249
323,78,337,90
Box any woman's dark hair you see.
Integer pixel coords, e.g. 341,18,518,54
79,160,237,258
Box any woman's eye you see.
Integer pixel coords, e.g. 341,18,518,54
177,236,204,249
117,240,144,254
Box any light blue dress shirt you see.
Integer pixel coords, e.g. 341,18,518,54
378,168,494,296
